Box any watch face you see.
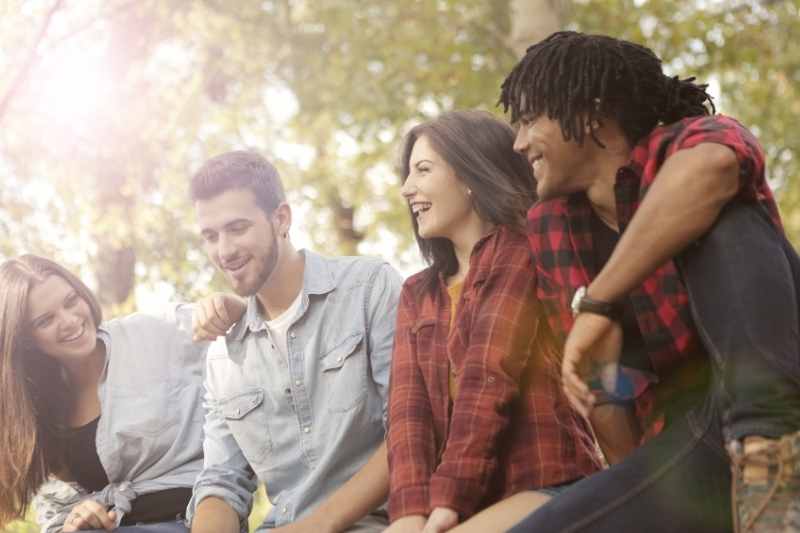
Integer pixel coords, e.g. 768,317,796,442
571,286,586,317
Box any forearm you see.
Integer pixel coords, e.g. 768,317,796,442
191,496,240,533
305,442,389,532
589,144,739,302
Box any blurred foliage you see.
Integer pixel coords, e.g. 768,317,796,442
1,0,797,310
1,0,798,529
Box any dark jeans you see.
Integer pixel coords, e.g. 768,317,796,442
83,521,188,533
510,203,800,532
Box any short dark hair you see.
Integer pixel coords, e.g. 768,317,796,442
400,110,536,291
499,31,715,146
190,151,286,214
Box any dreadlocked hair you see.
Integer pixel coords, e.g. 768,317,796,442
499,31,716,146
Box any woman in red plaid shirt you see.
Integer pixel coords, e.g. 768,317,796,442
385,110,600,533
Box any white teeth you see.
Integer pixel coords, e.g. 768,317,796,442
411,203,431,215
62,324,84,343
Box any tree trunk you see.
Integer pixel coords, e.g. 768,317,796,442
508,0,568,57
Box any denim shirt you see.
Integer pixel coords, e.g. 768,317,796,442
33,305,207,532
187,250,402,530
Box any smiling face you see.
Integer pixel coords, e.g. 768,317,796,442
26,275,98,363
513,114,596,200
196,187,282,297
400,135,477,241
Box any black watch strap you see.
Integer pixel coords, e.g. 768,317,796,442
571,286,624,320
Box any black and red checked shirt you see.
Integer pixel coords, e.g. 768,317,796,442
527,114,782,440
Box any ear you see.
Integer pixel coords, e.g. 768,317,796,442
271,202,292,238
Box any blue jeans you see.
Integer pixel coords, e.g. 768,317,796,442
510,203,800,532
83,521,187,533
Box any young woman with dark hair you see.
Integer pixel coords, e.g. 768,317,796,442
0,255,206,533
385,110,600,533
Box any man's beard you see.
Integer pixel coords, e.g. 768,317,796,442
233,222,280,297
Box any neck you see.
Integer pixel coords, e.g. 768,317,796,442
256,244,305,320
63,339,105,392
449,217,495,285
585,140,633,232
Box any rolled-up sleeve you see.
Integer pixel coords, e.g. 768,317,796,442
364,262,403,426
185,377,258,530
428,249,539,518
387,284,438,521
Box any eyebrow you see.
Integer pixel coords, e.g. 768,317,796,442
200,218,252,234
413,159,433,168
30,290,77,325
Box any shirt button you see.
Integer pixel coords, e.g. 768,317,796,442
487,376,496,384
289,332,296,339
235,408,241,416
304,426,310,433
336,356,343,362
282,506,288,513
295,379,301,386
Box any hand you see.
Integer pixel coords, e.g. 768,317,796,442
384,515,427,533
192,293,247,341
422,508,458,533
561,312,623,417
62,500,116,532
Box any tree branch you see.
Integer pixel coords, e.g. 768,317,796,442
0,0,65,124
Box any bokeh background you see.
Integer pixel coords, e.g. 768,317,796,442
2,0,798,531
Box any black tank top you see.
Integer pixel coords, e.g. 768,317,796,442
63,417,192,524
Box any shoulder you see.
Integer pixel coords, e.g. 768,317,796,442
474,226,535,278
312,251,399,284
102,312,173,336
638,115,760,158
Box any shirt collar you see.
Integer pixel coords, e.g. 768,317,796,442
229,249,336,341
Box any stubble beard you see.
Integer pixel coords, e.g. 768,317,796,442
232,222,280,297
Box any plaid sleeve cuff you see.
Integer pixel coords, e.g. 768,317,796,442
388,484,430,521
428,475,483,519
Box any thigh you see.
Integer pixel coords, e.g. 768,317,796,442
508,415,731,533
344,511,389,533
451,491,551,533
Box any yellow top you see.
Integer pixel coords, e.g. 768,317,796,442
447,281,464,400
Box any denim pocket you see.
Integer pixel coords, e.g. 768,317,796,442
321,331,366,412
219,388,272,465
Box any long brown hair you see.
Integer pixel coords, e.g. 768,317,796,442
0,255,102,526
399,110,537,292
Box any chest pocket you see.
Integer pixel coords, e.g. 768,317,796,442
220,388,272,466
321,331,366,412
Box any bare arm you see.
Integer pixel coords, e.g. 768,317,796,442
275,442,389,533
588,142,740,303
190,496,240,533
563,143,742,417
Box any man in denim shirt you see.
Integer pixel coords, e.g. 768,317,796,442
185,151,402,533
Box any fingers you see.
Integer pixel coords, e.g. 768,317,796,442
193,294,235,341
65,500,114,531
422,508,458,533
562,353,595,417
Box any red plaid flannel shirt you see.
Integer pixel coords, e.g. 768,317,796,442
387,226,600,521
528,115,781,439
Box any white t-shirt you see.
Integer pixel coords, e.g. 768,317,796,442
264,291,303,363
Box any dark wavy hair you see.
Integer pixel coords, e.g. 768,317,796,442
190,150,286,215
500,31,715,146
399,110,536,292
0,255,102,526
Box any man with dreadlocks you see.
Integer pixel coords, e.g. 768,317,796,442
497,31,800,532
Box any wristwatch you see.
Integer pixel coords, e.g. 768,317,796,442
571,286,624,320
